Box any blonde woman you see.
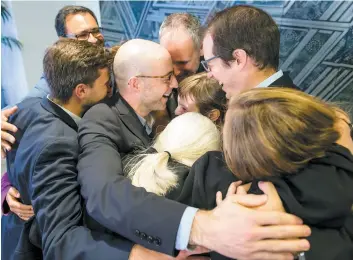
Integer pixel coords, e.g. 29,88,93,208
188,88,353,260
123,112,220,199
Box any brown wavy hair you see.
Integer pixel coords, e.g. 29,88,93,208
223,87,341,181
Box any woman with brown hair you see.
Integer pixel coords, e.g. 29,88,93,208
187,87,353,260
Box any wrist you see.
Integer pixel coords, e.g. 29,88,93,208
189,210,213,248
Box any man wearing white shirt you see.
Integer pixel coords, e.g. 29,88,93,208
201,5,299,100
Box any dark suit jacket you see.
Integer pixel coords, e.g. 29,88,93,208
271,71,299,89
77,93,188,256
2,97,133,260
179,146,353,260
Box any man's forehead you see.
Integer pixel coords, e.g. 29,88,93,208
65,13,98,34
202,33,214,58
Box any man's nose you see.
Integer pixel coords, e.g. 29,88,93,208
173,66,182,78
87,33,98,44
170,74,178,89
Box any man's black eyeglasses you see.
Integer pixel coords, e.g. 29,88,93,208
201,55,220,72
66,27,103,41
136,71,175,82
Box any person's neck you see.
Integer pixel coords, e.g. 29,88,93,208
121,92,149,118
52,97,82,117
242,67,277,90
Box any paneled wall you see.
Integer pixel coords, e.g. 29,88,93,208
100,1,353,111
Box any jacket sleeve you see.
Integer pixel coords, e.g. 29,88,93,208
1,172,11,215
31,137,134,260
77,104,187,256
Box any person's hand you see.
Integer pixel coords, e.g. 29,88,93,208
1,106,18,158
190,192,311,260
128,244,174,260
5,187,34,221
216,181,242,206
176,246,210,260
236,181,285,212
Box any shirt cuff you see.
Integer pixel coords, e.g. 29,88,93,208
175,206,198,250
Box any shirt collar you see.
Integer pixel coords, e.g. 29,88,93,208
47,95,81,125
136,112,154,135
255,70,283,88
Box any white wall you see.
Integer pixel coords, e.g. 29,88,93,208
11,0,101,90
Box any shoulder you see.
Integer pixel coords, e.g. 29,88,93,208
81,96,119,125
35,136,79,163
193,151,228,172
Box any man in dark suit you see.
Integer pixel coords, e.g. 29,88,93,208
202,5,299,100
1,39,165,260
77,39,311,260
1,5,111,222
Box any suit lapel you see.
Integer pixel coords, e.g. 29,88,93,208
115,94,151,146
40,98,78,132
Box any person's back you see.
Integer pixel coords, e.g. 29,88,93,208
190,88,353,260
3,96,79,259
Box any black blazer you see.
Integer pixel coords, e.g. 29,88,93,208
77,93,188,256
180,147,353,260
2,97,133,260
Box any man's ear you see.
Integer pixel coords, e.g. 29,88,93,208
232,49,247,69
207,109,221,122
74,83,90,100
127,76,141,92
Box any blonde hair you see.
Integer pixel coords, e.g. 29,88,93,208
124,112,221,195
223,87,342,181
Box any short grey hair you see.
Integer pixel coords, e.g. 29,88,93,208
159,13,203,50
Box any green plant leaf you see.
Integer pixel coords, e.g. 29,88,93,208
1,36,23,50
1,1,11,23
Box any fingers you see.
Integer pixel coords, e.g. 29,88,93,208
253,239,310,254
216,181,242,206
186,257,210,260
17,212,34,221
216,191,222,206
236,186,248,195
8,187,20,198
6,189,34,216
1,148,6,159
231,194,268,208
257,181,285,212
2,106,18,118
1,120,18,134
258,182,278,198
255,211,303,226
239,252,294,260
8,199,34,214
254,225,311,240
226,181,242,197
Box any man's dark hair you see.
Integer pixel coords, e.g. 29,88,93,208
43,39,111,103
55,5,99,37
207,5,280,70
